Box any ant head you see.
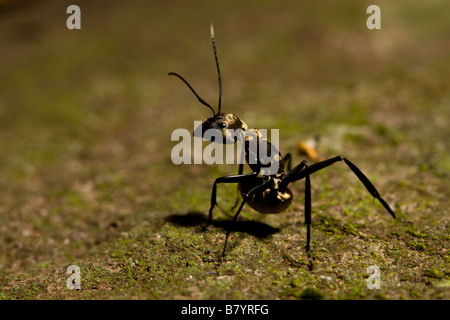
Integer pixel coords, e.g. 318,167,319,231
194,112,248,144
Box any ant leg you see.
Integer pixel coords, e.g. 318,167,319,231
222,199,246,257
304,162,311,252
304,163,314,271
231,163,244,210
221,182,269,257
205,172,258,229
279,160,308,191
283,153,292,172
297,156,396,218
279,160,313,252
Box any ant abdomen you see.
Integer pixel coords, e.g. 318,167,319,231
239,178,293,214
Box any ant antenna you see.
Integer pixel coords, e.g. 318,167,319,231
210,23,222,114
168,24,223,117
168,72,216,117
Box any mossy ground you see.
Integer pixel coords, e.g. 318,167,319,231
0,0,448,300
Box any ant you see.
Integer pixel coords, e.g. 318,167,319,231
169,24,396,262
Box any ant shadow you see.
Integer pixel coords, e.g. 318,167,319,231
165,211,280,239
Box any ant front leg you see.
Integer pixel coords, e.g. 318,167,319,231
205,171,258,229
231,163,244,210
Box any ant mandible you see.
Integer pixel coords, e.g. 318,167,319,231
169,24,396,260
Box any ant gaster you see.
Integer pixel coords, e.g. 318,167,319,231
169,24,396,260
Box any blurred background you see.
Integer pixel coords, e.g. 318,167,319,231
0,0,449,276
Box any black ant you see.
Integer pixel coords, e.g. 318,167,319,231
169,24,396,262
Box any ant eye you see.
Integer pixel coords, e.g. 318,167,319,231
219,123,226,129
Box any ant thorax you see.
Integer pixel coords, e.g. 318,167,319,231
244,128,284,176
